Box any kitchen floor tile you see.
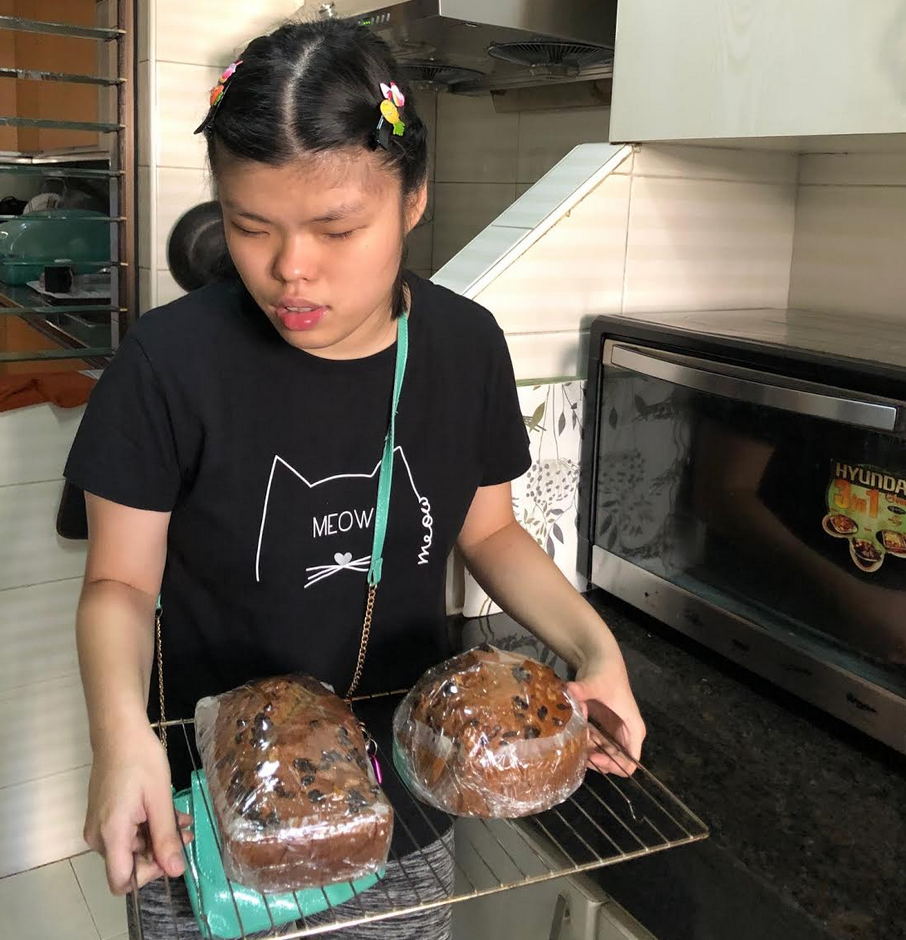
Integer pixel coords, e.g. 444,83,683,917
0,766,91,877
72,851,128,939
0,579,82,694
0,674,90,788
0,859,99,940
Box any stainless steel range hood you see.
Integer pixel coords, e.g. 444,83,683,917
296,0,616,91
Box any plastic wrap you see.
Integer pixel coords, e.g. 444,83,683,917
195,674,393,894
392,645,588,818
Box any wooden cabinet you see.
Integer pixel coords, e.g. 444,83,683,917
610,0,906,147
0,0,102,152
0,314,89,375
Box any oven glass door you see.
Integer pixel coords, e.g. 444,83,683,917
594,342,906,694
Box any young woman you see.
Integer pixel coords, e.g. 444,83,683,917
66,19,645,940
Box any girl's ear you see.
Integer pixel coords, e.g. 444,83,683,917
404,181,429,235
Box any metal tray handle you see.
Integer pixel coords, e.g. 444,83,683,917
609,343,898,431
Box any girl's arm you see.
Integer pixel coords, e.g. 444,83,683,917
457,482,646,775
78,493,188,893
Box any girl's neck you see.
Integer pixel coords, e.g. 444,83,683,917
309,283,410,362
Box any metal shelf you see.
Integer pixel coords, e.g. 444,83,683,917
138,714,708,939
0,0,136,362
3,305,121,315
0,116,121,133
0,15,123,41
0,214,123,222
0,164,121,179
0,66,124,87
0,345,112,362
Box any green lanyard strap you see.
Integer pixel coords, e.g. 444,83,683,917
367,312,409,586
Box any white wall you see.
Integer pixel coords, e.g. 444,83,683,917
431,95,612,272
0,404,90,877
790,153,906,317
137,0,300,312
473,144,798,381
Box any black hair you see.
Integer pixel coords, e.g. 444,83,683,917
198,19,429,316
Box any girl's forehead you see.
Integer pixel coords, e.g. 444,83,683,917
218,149,397,213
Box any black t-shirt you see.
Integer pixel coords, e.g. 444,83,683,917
65,273,531,797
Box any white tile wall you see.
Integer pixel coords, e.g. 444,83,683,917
0,404,84,488
798,152,906,187
137,60,151,167
0,579,82,694
138,165,153,270
420,90,438,180
505,330,591,382
137,0,150,64
789,183,906,317
0,767,91,877
0,675,90,789
138,2,296,311
153,0,297,68
435,94,519,184
431,141,800,390
0,482,88,591
0,401,90,879
433,182,518,269
155,62,222,170
156,167,214,267
139,267,154,314
479,174,631,333
431,98,613,271
156,269,186,307
432,224,530,297
622,176,796,313
517,107,611,183
495,144,628,232
632,144,799,184
407,218,434,272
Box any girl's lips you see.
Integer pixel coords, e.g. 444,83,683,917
276,304,327,331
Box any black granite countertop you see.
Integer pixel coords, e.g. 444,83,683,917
458,590,906,940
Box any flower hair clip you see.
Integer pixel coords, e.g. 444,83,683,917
194,59,243,135
372,81,406,151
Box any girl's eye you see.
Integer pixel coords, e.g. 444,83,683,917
326,230,355,241
233,223,266,237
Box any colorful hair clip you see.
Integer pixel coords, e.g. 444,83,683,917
380,82,405,108
372,81,406,150
194,59,243,135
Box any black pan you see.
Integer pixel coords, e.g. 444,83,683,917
166,200,235,291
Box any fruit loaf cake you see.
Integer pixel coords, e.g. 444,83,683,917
393,645,587,818
195,674,393,892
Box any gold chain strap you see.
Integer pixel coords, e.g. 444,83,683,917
155,607,167,754
155,583,376,727
345,584,377,699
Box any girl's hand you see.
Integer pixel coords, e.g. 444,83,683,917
567,654,646,777
83,720,192,894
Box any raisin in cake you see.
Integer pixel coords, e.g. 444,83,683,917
195,674,393,892
392,645,587,817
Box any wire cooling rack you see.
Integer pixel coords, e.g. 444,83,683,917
137,710,707,939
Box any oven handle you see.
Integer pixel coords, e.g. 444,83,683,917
609,344,899,431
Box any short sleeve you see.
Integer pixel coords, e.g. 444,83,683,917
64,332,181,511
481,328,532,487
